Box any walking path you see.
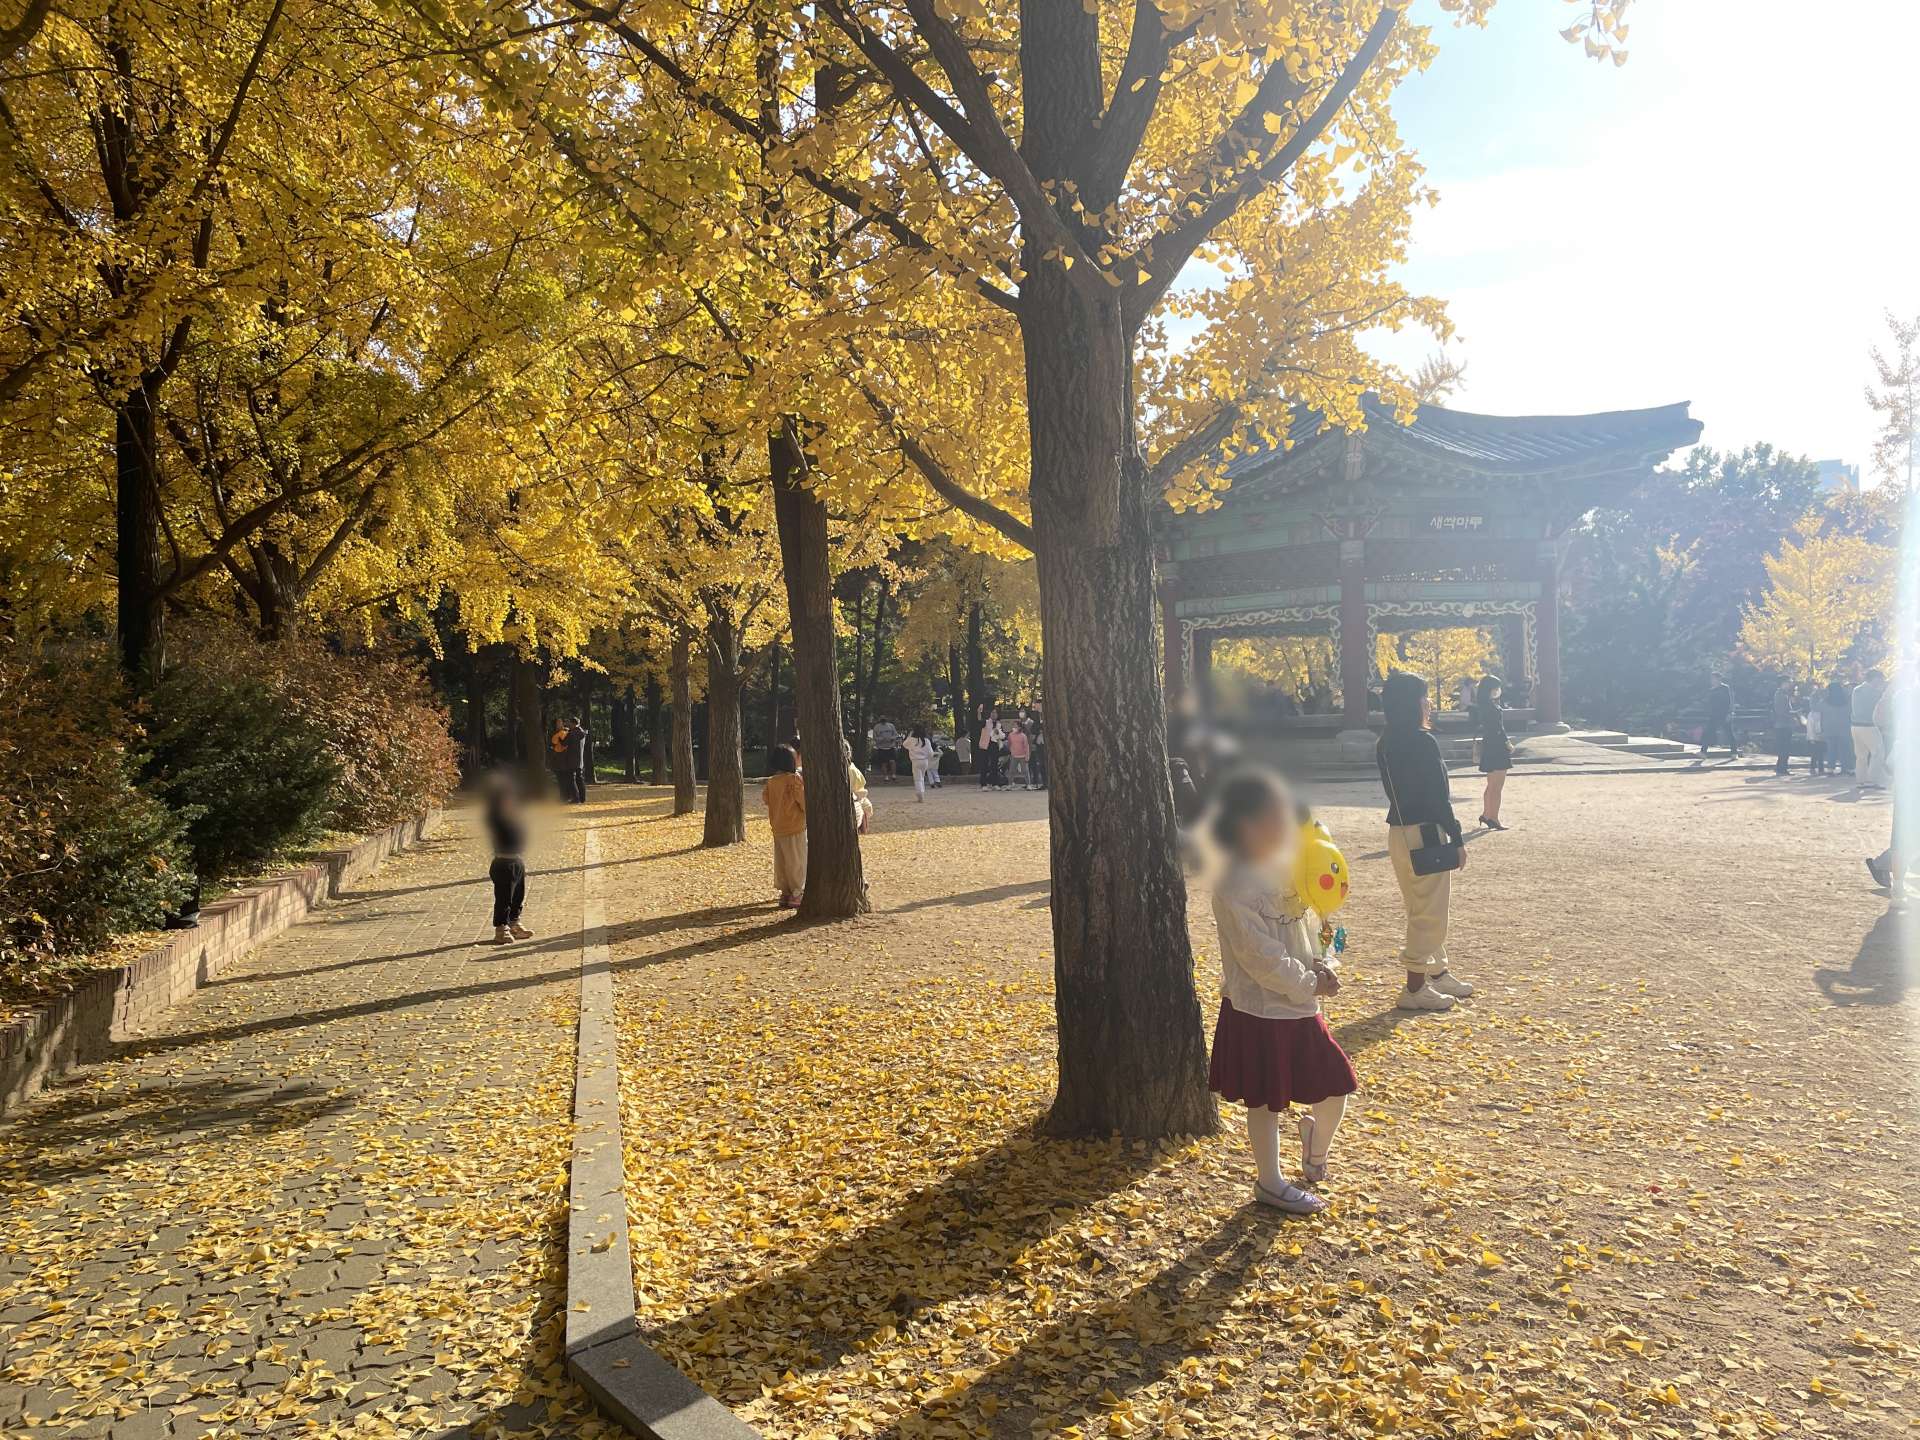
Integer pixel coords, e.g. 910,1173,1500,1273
0,805,617,1440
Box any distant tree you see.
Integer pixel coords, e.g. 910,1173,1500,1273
1866,310,1920,493
1375,628,1500,704
1565,445,1823,727
1739,516,1893,683
1411,352,1470,405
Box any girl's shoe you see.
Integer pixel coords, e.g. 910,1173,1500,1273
777,892,797,909
492,925,512,944
1297,1114,1328,1185
1396,983,1456,1012
509,923,534,939
1254,1180,1327,1215
1479,815,1506,830
1428,970,1475,999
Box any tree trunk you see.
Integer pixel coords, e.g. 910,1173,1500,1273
701,615,747,847
1016,224,1214,1138
770,426,868,917
622,685,642,781
115,388,165,681
513,652,548,795
966,601,986,731
463,646,491,774
764,638,781,760
947,642,967,751
848,580,868,764
646,675,667,784
864,575,889,746
669,629,696,815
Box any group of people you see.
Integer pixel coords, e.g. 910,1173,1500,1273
864,718,947,801
1705,668,1897,785
970,702,1047,791
547,716,590,803
1204,667,1478,1214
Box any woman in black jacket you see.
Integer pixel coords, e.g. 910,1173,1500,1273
1474,674,1513,830
1376,671,1474,1012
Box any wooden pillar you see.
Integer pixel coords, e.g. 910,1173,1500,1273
1339,538,1369,728
1536,541,1563,727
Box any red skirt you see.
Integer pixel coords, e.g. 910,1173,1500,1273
1208,1000,1357,1110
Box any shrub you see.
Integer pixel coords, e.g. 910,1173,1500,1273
167,629,459,833
142,662,340,884
0,648,191,965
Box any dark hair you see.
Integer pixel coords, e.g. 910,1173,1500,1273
1382,670,1428,732
1476,674,1504,706
1209,769,1286,854
568,715,581,726
769,743,798,774
910,724,928,741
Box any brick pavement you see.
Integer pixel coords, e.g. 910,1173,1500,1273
0,801,622,1440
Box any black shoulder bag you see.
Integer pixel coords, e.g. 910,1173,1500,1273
1380,745,1463,876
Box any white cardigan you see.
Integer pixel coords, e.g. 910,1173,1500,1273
1211,861,1323,1020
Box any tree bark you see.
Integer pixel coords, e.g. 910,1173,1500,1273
764,637,781,760
512,652,548,795
1013,95,1214,1131
864,574,889,746
848,580,869,764
701,613,747,847
115,388,166,681
645,675,667,784
622,685,642,781
770,425,868,918
669,629,696,815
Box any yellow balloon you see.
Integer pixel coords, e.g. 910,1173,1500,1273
1293,817,1351,918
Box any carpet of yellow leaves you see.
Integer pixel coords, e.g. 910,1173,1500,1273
602,774,1920,1439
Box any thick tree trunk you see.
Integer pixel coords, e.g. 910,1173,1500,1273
1018,249,1214,1138
701,616,747,847
646,675,667,784
115,389,165,680
770,426,867,918
512,652,548,795
669,630,696,815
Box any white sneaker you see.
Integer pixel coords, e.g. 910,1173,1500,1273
1255,1180,1327,1215
1396,983,1456,1012
1428,971,1475,999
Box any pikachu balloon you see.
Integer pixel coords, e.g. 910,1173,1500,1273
1292,815,1351,918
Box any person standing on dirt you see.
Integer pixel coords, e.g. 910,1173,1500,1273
1853,670,1887,790
1701,674,1737,758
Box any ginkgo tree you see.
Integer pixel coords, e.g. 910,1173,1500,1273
1739,515,1893,683
393,0,1633,1135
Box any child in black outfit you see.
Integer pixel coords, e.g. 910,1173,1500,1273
485,776,533,944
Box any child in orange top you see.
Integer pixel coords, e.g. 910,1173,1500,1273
763,744,807,908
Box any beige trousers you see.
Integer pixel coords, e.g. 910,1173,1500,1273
1854,725,1885,786
772,832,808,894
1387,824,1452,974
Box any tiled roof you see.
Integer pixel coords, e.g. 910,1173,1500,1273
1221,396,1702,484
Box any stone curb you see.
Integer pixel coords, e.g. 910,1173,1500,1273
0,809,442,1116
565,825,760,1440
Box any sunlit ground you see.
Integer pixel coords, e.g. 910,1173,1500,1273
606,773,1918,1439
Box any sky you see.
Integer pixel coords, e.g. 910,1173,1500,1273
1371,0,1920,481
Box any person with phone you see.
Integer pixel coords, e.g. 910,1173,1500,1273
1376,671,1474,1013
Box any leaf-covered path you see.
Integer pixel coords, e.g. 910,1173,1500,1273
0,804,618,1440
598,771,1920,1439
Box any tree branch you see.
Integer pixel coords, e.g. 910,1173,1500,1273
851,373,1032,549
1082,1,1196,209
1121,2,1401,329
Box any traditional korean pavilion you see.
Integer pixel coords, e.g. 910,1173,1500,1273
1158,396,1702,733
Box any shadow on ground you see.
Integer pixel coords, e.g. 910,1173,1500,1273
1813,905,1917,1006
647,1125,1164,1400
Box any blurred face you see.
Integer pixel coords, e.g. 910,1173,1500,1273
1238,797,1292,865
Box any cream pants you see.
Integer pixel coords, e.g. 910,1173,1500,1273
1387,823,1452,975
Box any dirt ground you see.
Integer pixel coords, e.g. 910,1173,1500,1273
597,765,1920,1439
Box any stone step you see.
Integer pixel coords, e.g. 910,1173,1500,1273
1567,729,1630,745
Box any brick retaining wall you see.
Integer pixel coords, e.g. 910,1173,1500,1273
0,809,442,1115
